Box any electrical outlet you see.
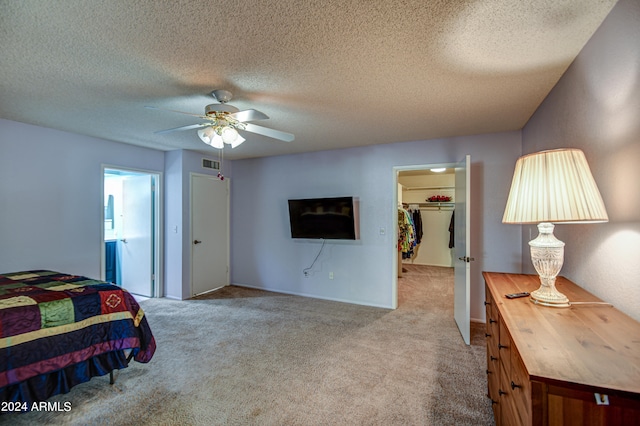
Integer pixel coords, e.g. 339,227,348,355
329,272,334,280
304,271,310,277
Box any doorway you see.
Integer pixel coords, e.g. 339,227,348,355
101,166,162,298
398,168,456,268
393,157,471,344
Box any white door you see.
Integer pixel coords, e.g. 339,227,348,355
191,174,229,296
120,174,154,297
454,155,471,345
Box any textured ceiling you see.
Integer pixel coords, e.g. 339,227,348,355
0,0,618,160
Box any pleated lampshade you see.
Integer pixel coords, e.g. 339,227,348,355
503,148,608,224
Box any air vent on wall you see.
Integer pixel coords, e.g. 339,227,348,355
202,158,220,170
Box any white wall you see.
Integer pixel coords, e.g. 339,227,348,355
230,131,522,321
522,0,640,321
0,119,165,280
163,150,186,299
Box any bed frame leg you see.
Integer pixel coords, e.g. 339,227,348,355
109,350,134,385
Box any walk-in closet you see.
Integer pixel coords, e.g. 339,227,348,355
397,169,455,276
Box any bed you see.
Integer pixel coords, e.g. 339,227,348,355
0,270,156,408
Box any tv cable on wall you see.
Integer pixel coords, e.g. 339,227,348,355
303,239,326,277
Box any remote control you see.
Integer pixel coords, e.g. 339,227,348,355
505,292,529,299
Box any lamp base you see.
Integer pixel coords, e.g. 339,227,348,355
528,222,570,308
529,288,570,308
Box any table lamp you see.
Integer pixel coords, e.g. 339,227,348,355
502,149,608,307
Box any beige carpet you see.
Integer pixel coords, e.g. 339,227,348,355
5,264,494,425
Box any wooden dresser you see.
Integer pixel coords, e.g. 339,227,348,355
483,272,640,426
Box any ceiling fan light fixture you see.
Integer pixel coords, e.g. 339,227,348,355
198,126,224,149
151,89,293,148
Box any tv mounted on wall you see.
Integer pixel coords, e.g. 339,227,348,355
288,196,359,240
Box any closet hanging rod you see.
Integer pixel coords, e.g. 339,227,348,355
406,202,454,211
414,202,455,207
420,207,454,211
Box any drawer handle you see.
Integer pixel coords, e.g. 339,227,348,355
499,389,507,396
486,369,491,375
485,333,491,338
490,399,498,405
498,343,508,350
490,356,498,361
484,301,491,306
489,319,497,324
511,381,521,390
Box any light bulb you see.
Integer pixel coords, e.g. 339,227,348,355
221,126,238,144
230,134,246,148
209,133,224,149
197,127,215,141
197,127,223,149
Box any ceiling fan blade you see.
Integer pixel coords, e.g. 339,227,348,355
155,123,209,135
230,109,269,122
145,105,209,120
243,123,295,142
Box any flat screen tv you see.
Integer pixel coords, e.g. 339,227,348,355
288,196,358,240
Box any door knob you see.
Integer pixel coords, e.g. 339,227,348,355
193,240,202,245
120,238,127,244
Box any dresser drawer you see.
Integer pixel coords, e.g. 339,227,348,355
486,345,500,400
509,345,532,424
547,385,640,426
485,285,502,421
498,317,512,374
485,288,499,332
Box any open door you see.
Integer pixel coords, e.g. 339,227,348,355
119,174,154,297
454,155,471,345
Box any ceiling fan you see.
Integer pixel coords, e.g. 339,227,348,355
146,90,295,149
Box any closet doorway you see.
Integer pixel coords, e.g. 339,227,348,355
394,157,471,344
101,166,162,298
398,169,455,268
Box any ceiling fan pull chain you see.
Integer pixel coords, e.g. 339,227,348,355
217,146,225,181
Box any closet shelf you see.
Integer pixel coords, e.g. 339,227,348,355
424,202,454,206
405,202,455,209
403,186,454,191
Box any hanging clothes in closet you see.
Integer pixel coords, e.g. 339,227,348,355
448,211,455,249
411,207,423,245
398,208,417,259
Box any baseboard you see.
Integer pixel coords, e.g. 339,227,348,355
162,295,183,301
231,282,393,310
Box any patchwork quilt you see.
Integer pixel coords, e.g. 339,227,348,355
0,270,156,390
